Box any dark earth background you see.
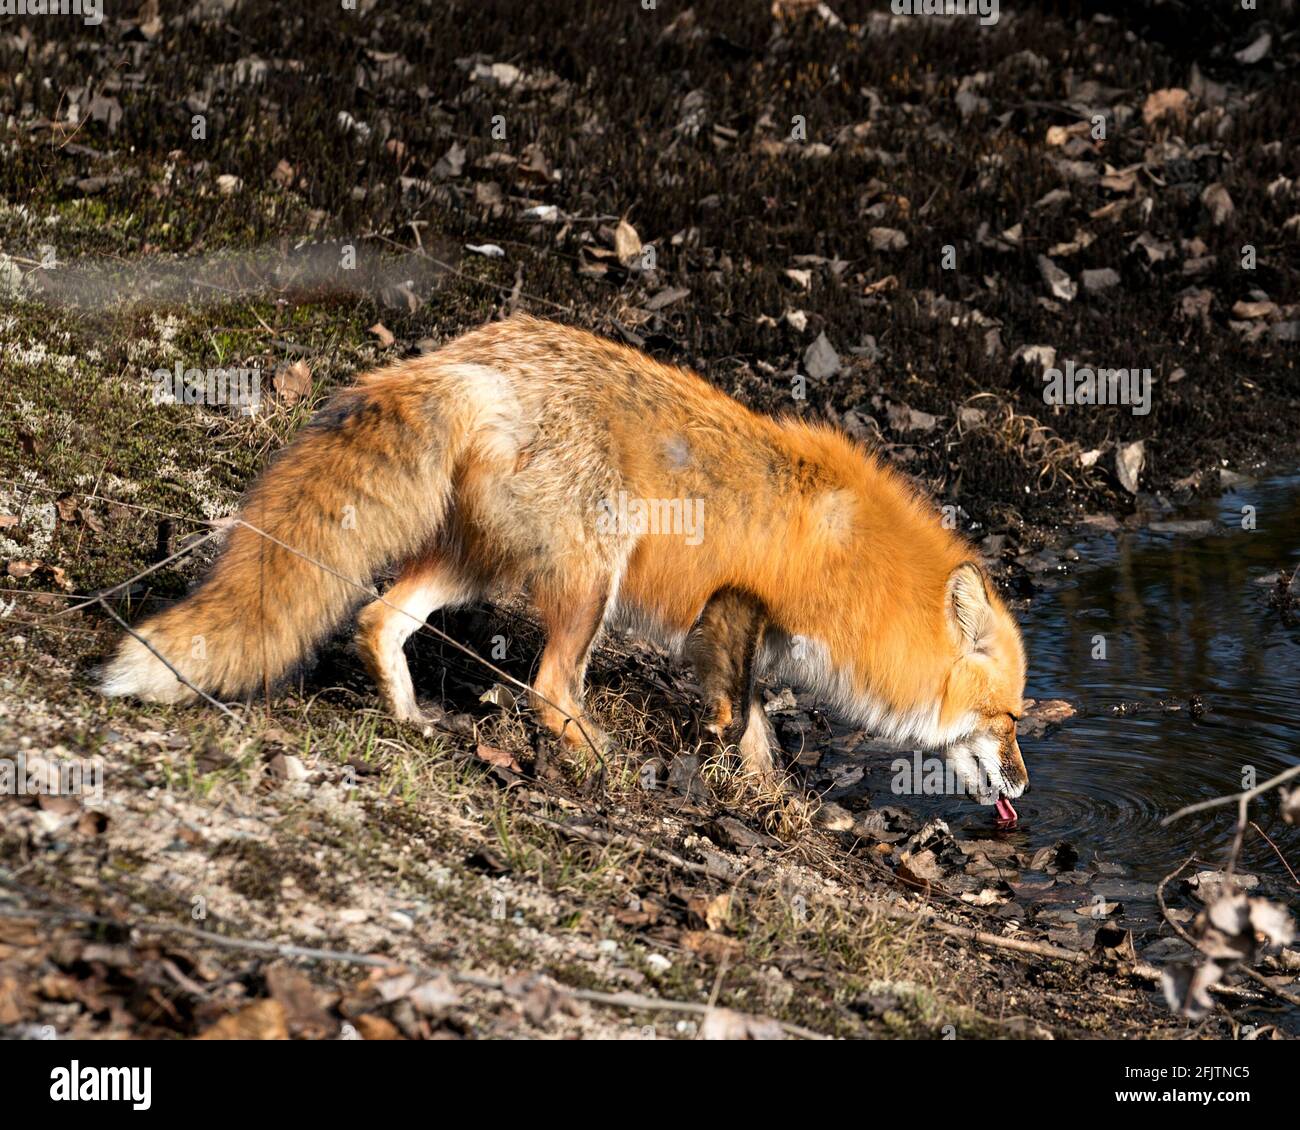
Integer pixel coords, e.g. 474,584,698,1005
0,0,1297,1042
3,0,1299,539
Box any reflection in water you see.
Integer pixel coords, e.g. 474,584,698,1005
1002,476,1300,882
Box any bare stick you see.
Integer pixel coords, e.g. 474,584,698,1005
1156,857,1300,1010
1162,763,1300,826
876,903,1091,966
59,527,229,616
1249,821,1299,888
93,596,244,725
0,904,823,1039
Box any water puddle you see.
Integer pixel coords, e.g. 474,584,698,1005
958,474,1300,884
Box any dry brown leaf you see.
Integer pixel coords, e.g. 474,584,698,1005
196,998,288,1040
704,893,732,932
355,1013,404,1040
682,930,744,961
265,963,335,1039
1201,182,1234,226
1116,440,1145,495
0,976,28,1026
273,360,312,405
476,743,522,773
613,218,642,267
1231,300,1277,321
700,1006,783,1040
271,159,295,188
1142,88,1191,128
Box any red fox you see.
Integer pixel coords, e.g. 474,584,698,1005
100,315,1029,816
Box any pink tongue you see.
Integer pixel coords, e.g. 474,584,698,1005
994,796,1018,825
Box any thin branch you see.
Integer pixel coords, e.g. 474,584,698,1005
59,526,229,616
876,902,1091,966
1249,821,1299,888
1162,762,1300,880
0,904,824,1040
92,596,245,725
1156,857,1300,1011
1162,763,1300,826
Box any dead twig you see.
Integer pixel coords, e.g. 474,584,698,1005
1155,857,1300,1011
1162,762,1300,880
1249,821,1299,888
92,595,244,725
0,903,825,1039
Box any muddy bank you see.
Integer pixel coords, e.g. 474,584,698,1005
3,1,1299,546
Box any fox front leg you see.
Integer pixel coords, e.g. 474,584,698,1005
685,587,776,780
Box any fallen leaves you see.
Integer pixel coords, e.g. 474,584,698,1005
1037,254,1077,302
1177,286,1214,332
1163,881,1296,1020
475,743,522,773
1201,182,1234,226
1081,267,1120,294
5,559,73,590
868,226,908,253
699,1006,783,1040
681,930,745,962
1116,439,1145,495
643,285,689,311
272,360,312,405
196,998,289,1040
1142,88,1191,129
354,1013,403,1040
1233,30,1272,66
802,331,840,380
265,964,334,1039
613,218,642,268
1017,698,1078,738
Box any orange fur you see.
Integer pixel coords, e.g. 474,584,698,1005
100,315,1028,799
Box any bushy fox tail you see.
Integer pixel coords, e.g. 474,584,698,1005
99,362,464,705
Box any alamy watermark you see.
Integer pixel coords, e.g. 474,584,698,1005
0,0,102,27
50,1062,150,1110
1,751,104,804
891,0,999,27
1042,360,1152,417
892,752,996,798
152,363,261,414
594,492,704,546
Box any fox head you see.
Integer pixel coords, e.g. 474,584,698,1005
938,562,1029,808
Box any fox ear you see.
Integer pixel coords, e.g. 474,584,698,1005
946,562,991,651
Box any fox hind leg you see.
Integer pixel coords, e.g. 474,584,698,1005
685,587,775,779
530,575,612,756
356,553,474,722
